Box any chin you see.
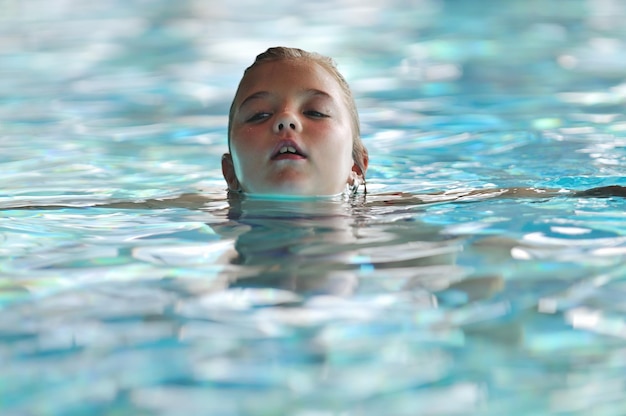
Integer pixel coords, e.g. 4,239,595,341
245,181,342,199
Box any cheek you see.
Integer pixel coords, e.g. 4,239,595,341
324,126,354,162
231,128,260,161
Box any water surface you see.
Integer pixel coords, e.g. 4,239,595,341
2,0,626,414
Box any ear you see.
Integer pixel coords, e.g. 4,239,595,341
221,153,241,192
351,153,369,179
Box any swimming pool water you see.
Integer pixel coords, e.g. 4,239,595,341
2,0,626,414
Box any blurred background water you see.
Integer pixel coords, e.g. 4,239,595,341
2,0,626,415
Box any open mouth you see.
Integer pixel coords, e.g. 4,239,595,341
271,142,307,160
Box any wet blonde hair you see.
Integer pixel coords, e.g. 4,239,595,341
227,46,368,190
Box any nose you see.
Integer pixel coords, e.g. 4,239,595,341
273,112,301,134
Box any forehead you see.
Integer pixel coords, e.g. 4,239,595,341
234,59,345,105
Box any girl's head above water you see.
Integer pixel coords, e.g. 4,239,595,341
222,46,368,198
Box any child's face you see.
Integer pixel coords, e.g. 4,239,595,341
224,60,356,196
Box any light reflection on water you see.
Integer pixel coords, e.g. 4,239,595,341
3,0,626,414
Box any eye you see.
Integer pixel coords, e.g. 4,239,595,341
246,112,272,122
304,110,329,118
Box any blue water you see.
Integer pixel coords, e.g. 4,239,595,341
3,0,626,414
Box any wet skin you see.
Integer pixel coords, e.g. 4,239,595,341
223,60,359,197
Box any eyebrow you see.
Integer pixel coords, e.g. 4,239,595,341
238,89,333,109
238,91,271,109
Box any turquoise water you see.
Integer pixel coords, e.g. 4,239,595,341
3,0,626,414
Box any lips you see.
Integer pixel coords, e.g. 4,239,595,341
271,140,307,160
